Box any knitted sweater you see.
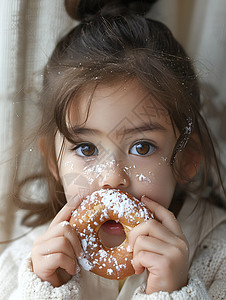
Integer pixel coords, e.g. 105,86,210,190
0,197,226,300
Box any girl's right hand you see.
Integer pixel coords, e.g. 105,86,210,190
31,195,83,287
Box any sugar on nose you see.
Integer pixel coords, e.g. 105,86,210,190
99,161,130,189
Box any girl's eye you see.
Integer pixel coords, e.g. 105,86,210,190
72,143,98,157
129,141,156,156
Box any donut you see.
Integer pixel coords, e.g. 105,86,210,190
69,189,154,280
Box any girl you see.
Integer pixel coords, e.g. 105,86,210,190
1,0,226,299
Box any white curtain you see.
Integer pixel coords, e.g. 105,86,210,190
0,0,226,253
0,0,76,252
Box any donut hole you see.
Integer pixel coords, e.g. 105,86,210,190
98,220,126,249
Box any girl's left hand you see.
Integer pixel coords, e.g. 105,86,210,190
128,196,189,295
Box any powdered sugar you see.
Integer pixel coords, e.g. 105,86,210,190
107,268,114,275
73,188,151,221
136,173,152,184
78,257,93,271
60,220,70,227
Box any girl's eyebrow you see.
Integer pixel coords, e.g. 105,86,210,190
71,127,100,136
71,121,166,137
121,122,167,135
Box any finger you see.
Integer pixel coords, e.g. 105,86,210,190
141,196,185,239
35,236,76,259
35,222,83,258
132,234,189,269
132,250,162,275
133,235,170,257
41,252,77,277
128,219,182,252
133,251,165,295
49,194,83,229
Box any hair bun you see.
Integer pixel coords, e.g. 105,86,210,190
64,0,158,21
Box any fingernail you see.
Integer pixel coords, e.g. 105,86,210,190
141,195,148,202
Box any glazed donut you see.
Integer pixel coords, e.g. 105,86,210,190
69,189,154,280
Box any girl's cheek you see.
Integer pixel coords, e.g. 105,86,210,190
129,156,176,208
59,158,121,200
59,159,92,202
148,169,176,208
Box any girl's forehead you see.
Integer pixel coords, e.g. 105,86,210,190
69,79,171,132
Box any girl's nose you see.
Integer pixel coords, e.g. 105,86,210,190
99,163,130,189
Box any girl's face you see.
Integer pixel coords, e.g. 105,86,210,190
55,79,179,209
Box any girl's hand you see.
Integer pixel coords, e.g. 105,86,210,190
129,196,189,295
31,196,83,287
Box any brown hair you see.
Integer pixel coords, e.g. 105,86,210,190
15,0,226,227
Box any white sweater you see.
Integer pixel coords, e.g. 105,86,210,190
0,197,226,300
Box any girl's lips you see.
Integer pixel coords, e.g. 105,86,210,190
100,220,125,235
98,220,126,248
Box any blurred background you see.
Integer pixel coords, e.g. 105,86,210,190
1,0,226,252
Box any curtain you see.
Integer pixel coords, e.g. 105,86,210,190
1,0,226,253
0,0,76,252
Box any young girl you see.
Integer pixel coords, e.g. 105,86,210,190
1,0,226,299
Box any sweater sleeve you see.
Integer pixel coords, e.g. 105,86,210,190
18,254,81,299
0,243,23,300
131,276,210,300
131,222,226,300
208,261,226,300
